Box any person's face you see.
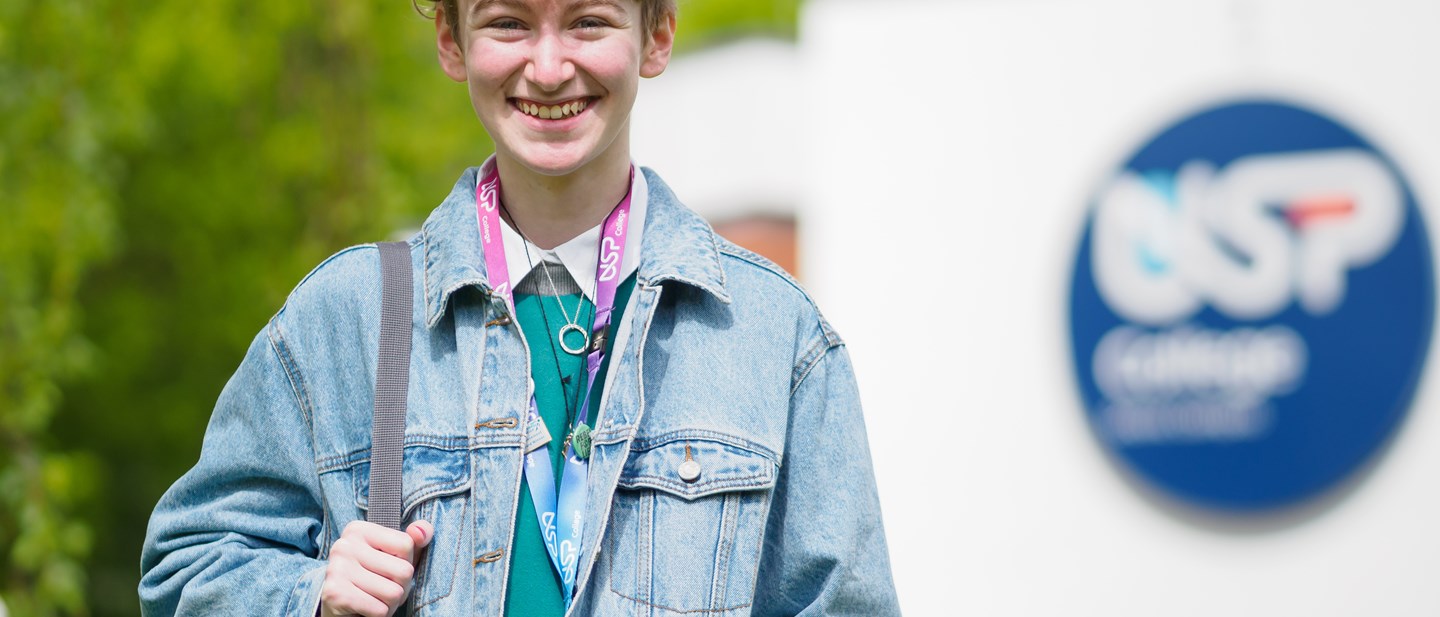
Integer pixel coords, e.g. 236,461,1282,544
438,0,674,177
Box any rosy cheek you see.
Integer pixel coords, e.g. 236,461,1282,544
570,41,640,79
468,44,527,83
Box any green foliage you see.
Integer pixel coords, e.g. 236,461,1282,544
0,1,797,615
674,0,801,51
54,3,486,614
1,1,131,613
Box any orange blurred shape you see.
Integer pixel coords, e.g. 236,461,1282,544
713,216,799,280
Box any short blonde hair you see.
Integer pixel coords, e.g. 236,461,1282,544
414,0,677,44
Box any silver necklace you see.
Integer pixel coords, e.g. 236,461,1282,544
514,223,597,356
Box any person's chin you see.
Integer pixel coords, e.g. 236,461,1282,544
510,143,597,178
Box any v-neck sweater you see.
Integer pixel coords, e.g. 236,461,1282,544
503,272,637,617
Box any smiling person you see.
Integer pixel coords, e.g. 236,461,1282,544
138,0,899,615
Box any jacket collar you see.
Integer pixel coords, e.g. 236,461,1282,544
421,166,731,328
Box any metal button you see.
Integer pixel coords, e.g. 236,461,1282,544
678,459,701,483
678,443,701,483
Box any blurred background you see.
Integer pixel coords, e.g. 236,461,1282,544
3,0,1440,615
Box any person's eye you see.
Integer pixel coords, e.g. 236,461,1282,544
488,18,526,31
573,16,609,30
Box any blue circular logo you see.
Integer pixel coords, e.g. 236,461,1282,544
1068,99,1434,513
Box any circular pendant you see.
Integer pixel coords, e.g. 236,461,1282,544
559,323,589,356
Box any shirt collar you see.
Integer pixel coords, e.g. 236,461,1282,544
489,156,648,302
420,161,723,328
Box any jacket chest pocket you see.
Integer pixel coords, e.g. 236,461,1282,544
347,445,472,615
603,437,777,615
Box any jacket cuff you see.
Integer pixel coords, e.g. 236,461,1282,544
286,564,326,617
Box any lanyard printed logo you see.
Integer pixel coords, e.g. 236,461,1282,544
475,161,634,603
599,236,621,283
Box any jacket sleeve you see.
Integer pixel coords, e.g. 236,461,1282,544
752,343,903,616
140,321,328,616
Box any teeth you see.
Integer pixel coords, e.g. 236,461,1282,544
519,99,588,119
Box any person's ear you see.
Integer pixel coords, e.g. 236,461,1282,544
640,12,676,79
437,3,467,82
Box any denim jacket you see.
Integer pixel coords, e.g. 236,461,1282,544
139,168,901,616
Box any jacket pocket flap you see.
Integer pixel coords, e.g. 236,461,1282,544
618,439,776,500
352,444,470,518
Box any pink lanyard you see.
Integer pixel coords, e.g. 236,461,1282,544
474,162,634,604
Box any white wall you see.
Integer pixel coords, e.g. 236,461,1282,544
631,38,800,221
800,0,1440,614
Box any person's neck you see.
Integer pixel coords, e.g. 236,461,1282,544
496,149,631,250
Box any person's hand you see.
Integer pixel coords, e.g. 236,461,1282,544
319,520,433,617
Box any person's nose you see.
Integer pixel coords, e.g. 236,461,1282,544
525,30,574,92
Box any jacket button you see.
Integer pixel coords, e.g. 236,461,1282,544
678,459,701,483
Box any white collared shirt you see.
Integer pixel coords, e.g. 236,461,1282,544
485,162,649,301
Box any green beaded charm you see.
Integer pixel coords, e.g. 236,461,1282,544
571,423,593,459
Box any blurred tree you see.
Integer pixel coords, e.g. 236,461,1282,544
0,1,137,614
53,2,485,614
0,0,799,615
671,0,800,52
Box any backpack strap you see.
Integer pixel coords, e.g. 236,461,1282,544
368,241,412,530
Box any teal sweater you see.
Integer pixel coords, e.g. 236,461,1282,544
504,273,637,616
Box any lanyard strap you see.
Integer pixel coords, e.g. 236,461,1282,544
476,163,634,604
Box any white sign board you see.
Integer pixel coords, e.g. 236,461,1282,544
800,0,1440,614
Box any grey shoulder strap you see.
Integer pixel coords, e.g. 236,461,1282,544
368,241,412,530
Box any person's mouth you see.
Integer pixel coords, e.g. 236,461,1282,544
512,96,594,120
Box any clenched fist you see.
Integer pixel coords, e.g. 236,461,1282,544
319,520,434,617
